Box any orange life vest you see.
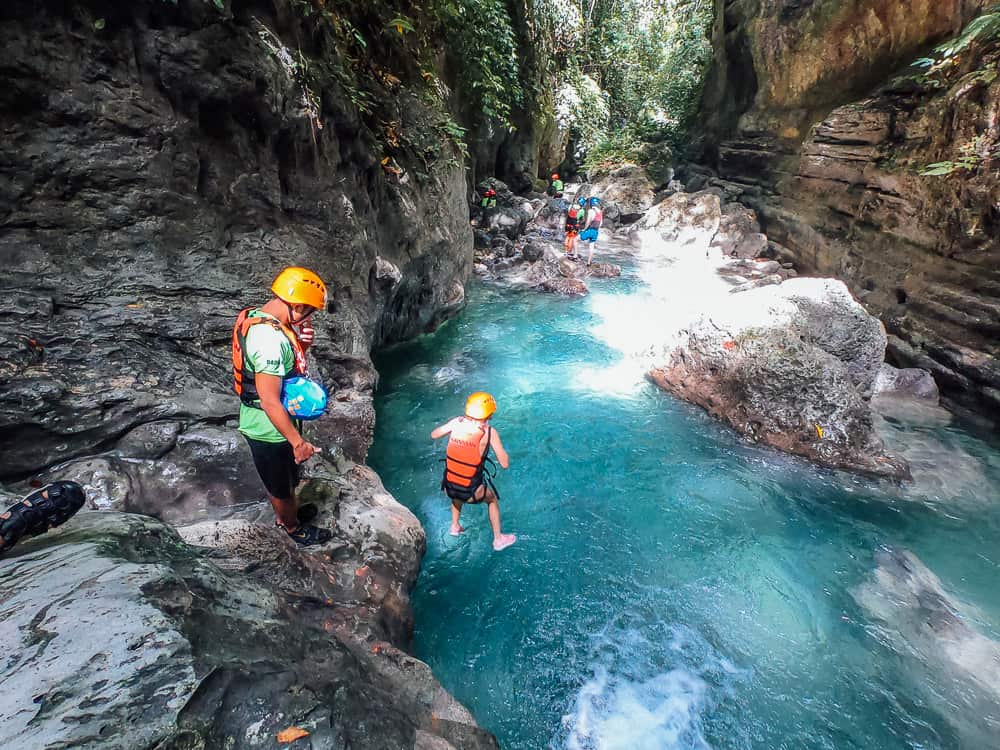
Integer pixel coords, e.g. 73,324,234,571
443,419,491,490
231,308,307,407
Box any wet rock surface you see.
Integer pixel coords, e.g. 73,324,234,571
0,1,495,747
0,0,472,482
633,187,909,478
853,547,1000,747
0,512,498,750
579,164,655,225
697,1,1000,426
874,364,941,402
649,278,910,479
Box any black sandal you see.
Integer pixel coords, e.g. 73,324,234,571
1,482,87,556
284,523,333,546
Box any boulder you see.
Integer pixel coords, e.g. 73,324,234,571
0,512,498,750
584,262,622,279
486,205,532,240
639,190,722,248
648,278,909,479
585,164,656,225
873,363,940,402
521,238,547,262
540,277,589,297
697,3,1000,426
710,202,767,258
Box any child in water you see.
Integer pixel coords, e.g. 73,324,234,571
431,392,517,551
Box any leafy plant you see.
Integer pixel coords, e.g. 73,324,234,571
386,16,416,35
920,135,995,176
428,0,524,128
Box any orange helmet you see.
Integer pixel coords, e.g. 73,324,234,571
465,392,497,420
551,173,559,179
271,267,327,310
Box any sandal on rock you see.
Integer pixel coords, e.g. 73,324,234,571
1,481,87,556
284,523,333,547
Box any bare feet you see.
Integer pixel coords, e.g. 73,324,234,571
449,524,466,536
492,533,517,551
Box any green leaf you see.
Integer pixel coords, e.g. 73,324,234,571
93,18,105,30
919,163,959,176
386,16,415,34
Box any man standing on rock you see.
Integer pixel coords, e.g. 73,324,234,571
232,267,332,546
564,196,586,257
548,173,563,198
579,196,603,266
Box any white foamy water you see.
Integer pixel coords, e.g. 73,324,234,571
563,666,712,750
558,620,748,750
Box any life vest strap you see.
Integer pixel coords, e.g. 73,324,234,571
232,309,306,408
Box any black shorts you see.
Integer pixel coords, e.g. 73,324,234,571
442,476,485,504
245,437,298,501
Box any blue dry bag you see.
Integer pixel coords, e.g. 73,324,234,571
281,376,328,420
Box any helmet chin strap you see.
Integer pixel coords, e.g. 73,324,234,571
286,302,314,325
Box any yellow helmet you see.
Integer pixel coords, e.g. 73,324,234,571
465,392,497,420
271,267,328,310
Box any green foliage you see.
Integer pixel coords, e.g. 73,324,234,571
385,16,416,35
573,0,714,139
428,0,524,128
581,128,644,174
555,70,609,153
903,5,1000,88
920,135,996,176
533,0,715,170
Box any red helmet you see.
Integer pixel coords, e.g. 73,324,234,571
551,173,559,179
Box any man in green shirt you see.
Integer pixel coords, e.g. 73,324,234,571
548,173,564,198
233,266,332,546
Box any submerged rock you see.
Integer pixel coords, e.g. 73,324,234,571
873,363,940,402
853,547,1000,746
648,278,910,479
540,277,589,297
0,512,498,750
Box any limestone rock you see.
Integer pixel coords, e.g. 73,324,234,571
0,0,473,482
640,190,722,247
648,278,909,479
697,1,1000,425
0,512,499,750
540,277,589,297
873,364,940,402
711,202,766,258
584,164,656,224
584,262,622,279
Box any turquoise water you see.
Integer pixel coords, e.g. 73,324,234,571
370,252,1000,750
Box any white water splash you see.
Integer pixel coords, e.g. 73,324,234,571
558,621,748,750
563,666,712,750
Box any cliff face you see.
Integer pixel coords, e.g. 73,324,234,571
697,0,1000,424
0,3,498,746
0,0,472,479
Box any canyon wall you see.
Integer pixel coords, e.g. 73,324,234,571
695,0,1000,425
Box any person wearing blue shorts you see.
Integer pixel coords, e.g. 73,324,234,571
579,196,603,266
